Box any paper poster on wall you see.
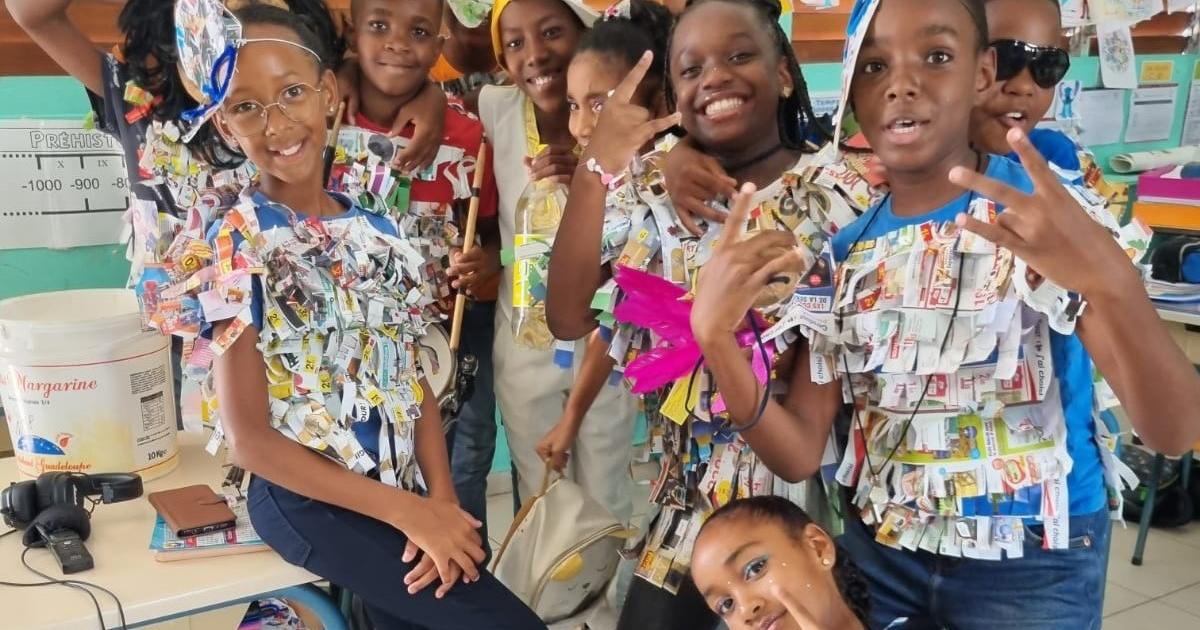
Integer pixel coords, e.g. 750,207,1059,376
1167,0,1195,13
810,92,841,118
1180,62,1200,146
1140,60,1176,85
1074,89,1126,146
1090,0,1161,24
1060,0,1087,27
1123,86,1179,143
0,121,129,250
1098,24,1138,89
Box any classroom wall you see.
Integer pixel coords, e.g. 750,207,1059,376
2,52,1195,469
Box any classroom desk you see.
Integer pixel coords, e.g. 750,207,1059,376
0,432,347,630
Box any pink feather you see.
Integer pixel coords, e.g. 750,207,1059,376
613,266,774,396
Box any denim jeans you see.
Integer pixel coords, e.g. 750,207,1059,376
446,300,498,563
838,507,1110,630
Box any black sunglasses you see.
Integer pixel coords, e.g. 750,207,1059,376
991,39,1071,89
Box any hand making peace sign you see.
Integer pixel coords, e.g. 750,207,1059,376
690,183,809,344
949,128,1137,300
581,51,682,176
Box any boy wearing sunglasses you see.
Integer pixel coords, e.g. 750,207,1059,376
970,0,1076,170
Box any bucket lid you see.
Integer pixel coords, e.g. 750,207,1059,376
0,289,145,356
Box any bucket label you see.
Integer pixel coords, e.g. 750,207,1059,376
0,343,179,479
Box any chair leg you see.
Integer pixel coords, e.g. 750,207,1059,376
1132,452,1166,566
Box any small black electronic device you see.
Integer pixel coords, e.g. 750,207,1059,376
0,471,143,573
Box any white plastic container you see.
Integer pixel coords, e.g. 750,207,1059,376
0,289,178,480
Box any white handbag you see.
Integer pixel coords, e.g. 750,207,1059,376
491,464,626,624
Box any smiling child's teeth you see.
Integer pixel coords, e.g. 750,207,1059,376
279,144,301,157
532,76,552,87
704,98,744,116
1006,112,1024,120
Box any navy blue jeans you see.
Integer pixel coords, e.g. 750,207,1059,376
246,477,544,630
445,300,497,562
838,507,1110,630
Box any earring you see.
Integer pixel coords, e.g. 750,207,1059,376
782,86,793,98
822,558,832,566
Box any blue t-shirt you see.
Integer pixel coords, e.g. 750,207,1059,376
206,191,398,459
1012,128,1081,173
832,155,1105,517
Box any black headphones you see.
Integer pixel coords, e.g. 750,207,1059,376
1,472,143,547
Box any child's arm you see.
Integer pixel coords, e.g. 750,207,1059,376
6,0,106,94
406,377,477,598
536,330,616,471
691,186,843,482
213,324,485,586
952,128,1200,455
546,53,678,341
338,69,448,173
661,138,737,236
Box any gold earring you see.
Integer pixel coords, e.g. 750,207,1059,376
782,86,793,98
822,558,832,566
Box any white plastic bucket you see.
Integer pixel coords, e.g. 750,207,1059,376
0,289,179,481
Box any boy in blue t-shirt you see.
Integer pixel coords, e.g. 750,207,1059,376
815,0,1200,628
968,0,1079,172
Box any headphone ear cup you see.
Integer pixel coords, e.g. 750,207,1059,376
1,481,39,529
22,504,91,548
35,472,77,509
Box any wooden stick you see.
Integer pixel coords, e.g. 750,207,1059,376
323,100,347,187
449,141,489,353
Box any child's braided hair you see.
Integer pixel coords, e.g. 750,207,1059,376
698,496,872,624
578,0,674,99
666,0,828,150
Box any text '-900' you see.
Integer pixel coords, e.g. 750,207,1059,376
23,177,125,192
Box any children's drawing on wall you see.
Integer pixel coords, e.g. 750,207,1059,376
1054,80,1083,120
1098,23,1137,89
1091,0,1159,23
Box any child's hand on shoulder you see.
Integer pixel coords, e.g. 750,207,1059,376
390,83,448,174
662,141,737,237
580,52,681,186
950,128,1139,301
395,495,485,598
526,145,579,185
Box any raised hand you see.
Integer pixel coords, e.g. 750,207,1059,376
691,183,808,344
949,128,1136,300
581,51,681,176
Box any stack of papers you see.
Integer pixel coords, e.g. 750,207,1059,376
1147,279,1200,303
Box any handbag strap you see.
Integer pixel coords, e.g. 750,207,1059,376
490,460,563,571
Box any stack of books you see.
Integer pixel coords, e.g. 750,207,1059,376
149,501,269,562
1135,164,1200,233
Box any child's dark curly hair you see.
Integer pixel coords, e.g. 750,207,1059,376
116,0,344,170
666,0,828,151
699,496,871,625
578,0,674,99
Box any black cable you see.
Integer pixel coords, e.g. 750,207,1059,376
837,152,982,480
0,547,130,630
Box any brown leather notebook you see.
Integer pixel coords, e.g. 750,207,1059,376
148,485,237,538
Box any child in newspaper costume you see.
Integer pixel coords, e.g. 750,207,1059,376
773,0,1200,627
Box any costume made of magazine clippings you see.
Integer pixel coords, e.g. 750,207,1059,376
601,144,871,593
135,188,437,491
788,161,1150,559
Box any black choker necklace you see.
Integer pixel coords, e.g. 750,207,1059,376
719,142,785,173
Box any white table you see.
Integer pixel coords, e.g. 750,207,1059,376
0,433,347,630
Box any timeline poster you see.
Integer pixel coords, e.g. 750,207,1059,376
0,120,129,250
